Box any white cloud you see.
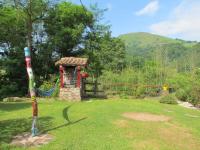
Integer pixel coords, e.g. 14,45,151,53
135,0,159,16
150,0,200,41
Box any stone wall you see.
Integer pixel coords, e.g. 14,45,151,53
59,87,81,101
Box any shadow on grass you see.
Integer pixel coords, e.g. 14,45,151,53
0,105,87,146
0,102,31,112
41,117,87,133
41,105,87,133
0,116,53,144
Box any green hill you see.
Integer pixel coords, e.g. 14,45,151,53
119,32,179,46
119,32,197,59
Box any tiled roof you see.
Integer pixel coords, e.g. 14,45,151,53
55,57,88,66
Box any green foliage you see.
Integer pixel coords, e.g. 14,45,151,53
0,48,28,99
0,7,26,47
1,0,200,103
39,75,60,97
44,2,93,56
173,70,200,106
187,83,200,106
86,34,126,76
0,84,23,100
160,95,178,105
119,32,196,57
52,84,60,97
100,68,161,98
0,1,51,98
135,86,146,98
167,74,192,90
192,70,200,105
39,80,54,91
119,33,200,104
175,89,188,101
83,5,126,77
0,1,93,98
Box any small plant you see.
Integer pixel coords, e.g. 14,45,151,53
160,95,178,105
175,89,188,101
188,84,200,106
135,86,145,98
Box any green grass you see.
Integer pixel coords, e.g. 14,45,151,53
1,99,200,150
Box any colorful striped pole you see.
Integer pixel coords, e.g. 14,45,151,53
24,47,38,136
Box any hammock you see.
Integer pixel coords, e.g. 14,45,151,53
37,78,60,97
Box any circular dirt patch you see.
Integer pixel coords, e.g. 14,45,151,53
11,132,53,147
122,112,170,122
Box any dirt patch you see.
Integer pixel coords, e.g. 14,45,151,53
132,123,200,150
113,119,129,128
133,139,161,150
11,132,53,147
158,123,200,150
122,112,170,122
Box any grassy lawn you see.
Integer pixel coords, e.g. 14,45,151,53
1,99,200,150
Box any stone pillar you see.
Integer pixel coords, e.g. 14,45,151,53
59,87,81,101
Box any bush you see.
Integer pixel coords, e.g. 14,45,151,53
135,86,145,98
188,85,200,106
38,76,60,97
160,95,178,105
0,84,25,100
39,81,54,91
175,89,188,101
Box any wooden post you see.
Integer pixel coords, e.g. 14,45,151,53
76,66,81,88
94,80,98,96
81,78,86,97
59,65,64,88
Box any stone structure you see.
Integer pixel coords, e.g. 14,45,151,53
55,57,88,101
59,87,81,101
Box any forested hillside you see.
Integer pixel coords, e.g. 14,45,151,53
119,32,197,58
100,32,200,105
119,32,200,69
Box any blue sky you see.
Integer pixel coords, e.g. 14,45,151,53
71,0,200,41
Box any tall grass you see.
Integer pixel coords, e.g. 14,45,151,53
100,68,162,98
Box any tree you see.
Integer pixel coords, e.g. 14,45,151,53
83,4,126,77
44,2,93,57
87,34,125,76
0,6,27,99
0,1,94,98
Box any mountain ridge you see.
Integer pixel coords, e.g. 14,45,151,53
119,32,197,46
118,32,197,58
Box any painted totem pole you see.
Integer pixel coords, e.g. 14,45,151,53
24,47,38,136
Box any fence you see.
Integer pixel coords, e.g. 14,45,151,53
82,79,172,98
82,79,105,98
101,82,162,97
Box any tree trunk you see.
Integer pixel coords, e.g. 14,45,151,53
27,0,33,51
